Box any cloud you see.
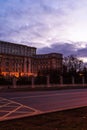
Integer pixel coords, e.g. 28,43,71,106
0,0,87,56
77,46,87,57
37,42,77,56
37,42,87,60
0,0,77,45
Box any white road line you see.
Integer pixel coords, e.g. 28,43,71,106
0,102,12,108
0,97,42,112
0,110,15,112
2,98,41,115
0,105,22,120
22,104,42,113
0,97,23,106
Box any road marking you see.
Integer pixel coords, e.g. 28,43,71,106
0,97,42,121
0,97,42,112
1,105,22,119
0,102,11,108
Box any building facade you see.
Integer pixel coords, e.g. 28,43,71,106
0,41,63,77
33,53,62,75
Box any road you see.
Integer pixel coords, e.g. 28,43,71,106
0,88,87,121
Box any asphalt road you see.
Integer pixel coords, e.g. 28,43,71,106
0,88,87,121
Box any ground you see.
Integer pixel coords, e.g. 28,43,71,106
0,106,87,130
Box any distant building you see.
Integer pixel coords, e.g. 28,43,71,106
33,53,62,75
0,41,63,77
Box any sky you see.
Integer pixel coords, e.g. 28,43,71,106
0,0,87,62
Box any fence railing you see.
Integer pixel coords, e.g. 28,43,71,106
0,76,87,89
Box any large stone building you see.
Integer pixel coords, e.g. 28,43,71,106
0,41,62,77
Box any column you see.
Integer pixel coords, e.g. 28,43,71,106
24,57,27,73
60,76,63,85
32,76,34,88
13,77,17,88
47,75,50,87
28,58,31,73
82,76,85,87
72,76,75,85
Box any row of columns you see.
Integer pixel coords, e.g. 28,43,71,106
13,76,85,88
60,76,85,85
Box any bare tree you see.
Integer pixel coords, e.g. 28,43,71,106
63,55,84,73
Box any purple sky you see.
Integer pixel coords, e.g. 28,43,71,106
0,0,87,62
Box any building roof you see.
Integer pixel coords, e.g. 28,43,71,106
0,40,36,49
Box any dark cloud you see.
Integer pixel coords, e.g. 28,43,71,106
37,43,77,56
37,42,87,62
77,47,87,57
